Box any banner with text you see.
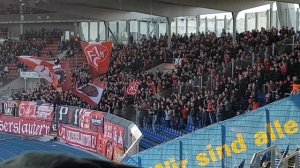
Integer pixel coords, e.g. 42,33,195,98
58,124,98,153
0,116,52,136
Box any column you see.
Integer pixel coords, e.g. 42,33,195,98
296,8,299,32
155,20,159,38
74,22,80,35
224,15,227,33
167,17,172,49
116,21,119,41
175,18,178,35
214,16,217,33
270,3,273,28
97,22,100,42
20,0,24,35
266,10,270,29
255,12,259,30
205,16,208,32
276,2,296,28
196,15,200,35
232,12,237,45
185,17,188,35
146,19,150,38
276,11,279,29
87,22,90,42
245,13,248,31
104,21,109,41
137,20,141,42
126,20,130,43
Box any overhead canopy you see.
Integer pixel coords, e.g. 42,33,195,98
2,0,300,21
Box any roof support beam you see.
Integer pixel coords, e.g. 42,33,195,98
35,0,225,18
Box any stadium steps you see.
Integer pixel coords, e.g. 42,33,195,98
275,155,300,168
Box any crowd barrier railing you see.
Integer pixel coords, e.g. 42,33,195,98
0,100,142,162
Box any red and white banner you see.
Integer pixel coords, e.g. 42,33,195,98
104,122,125,149
58,124,98,152
36,103,54,121
90,111,105,133
19,101,54,121
18,101,37,119
79,109,93,130
113,125,125,149
81,42,112,77
3,100,17,116
104,122,114,140
126,81,141,96
0,116,52,136
73,81,105,107
17,56,72,91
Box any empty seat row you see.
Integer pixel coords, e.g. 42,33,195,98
140,128,169,144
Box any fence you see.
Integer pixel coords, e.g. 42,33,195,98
123,94,300,168
0,100,142,162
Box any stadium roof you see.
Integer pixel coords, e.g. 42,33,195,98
2,0,300,21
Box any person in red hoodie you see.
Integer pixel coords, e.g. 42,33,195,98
181,104,189,127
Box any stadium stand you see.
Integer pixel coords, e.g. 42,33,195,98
0,1,299,167
4,27,298,152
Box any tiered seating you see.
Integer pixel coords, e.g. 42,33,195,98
67,52,88,70
139,125,186,150
139,127,170,150
184,124,196,133
39,40,61,57
155,125,183,138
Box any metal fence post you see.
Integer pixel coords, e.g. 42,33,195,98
272,43,275,56
179,140,182,168
292,35,295,52
231,58,234,78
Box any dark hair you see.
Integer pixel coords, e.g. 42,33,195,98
0,152,136,168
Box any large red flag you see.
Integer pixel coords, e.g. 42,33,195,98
126,81,141,96
81,41,112,78
17,56,72,91
73,81,105,107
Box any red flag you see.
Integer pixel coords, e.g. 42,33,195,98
73,81,105,107
126,81,141,96
17,56,72,91
81,41,112,77
17,56,55,83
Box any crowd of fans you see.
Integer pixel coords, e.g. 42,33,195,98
9,27,300,133
137,27,300,131
0,29,63,87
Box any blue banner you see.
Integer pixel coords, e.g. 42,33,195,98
123,94,300,167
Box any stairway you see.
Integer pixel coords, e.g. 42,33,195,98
275,154,300,168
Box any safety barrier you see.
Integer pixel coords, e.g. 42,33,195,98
123,94,300,167
0,100,142,162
